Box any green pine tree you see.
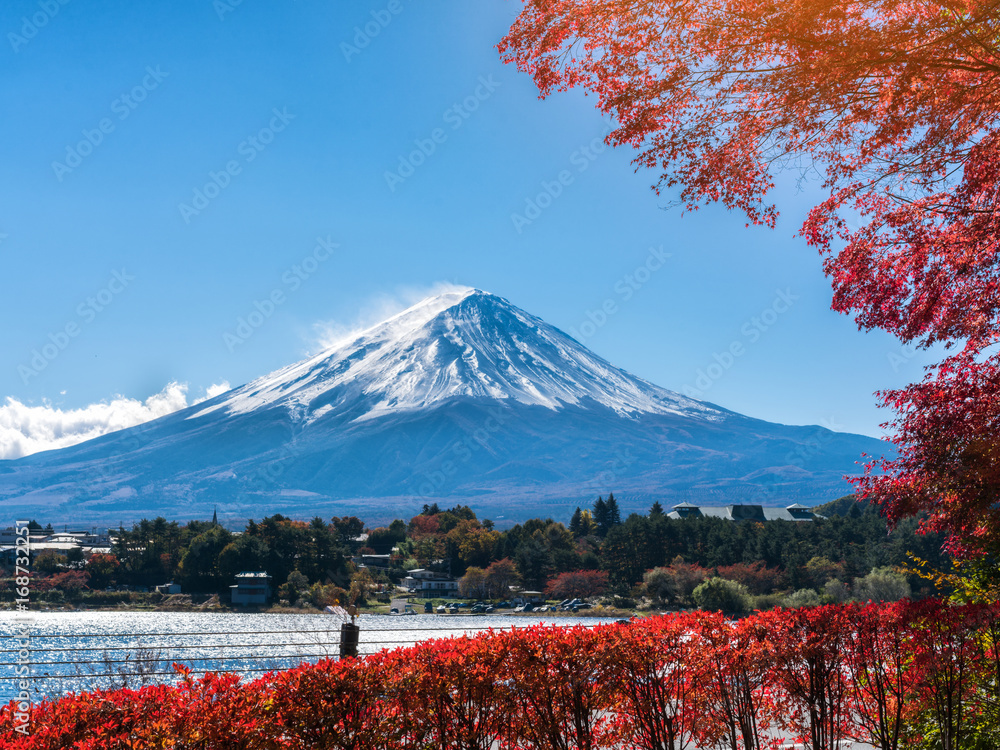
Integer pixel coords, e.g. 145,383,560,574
593,496,610,536
606,493,622,526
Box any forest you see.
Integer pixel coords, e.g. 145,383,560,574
3,495,948,612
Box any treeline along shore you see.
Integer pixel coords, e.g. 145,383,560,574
2,494,949,613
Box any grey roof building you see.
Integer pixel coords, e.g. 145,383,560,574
667,503,821,522
230,571,272,606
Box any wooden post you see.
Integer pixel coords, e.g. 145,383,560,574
340,622,359,659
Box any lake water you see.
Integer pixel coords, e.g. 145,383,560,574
0,611,620,705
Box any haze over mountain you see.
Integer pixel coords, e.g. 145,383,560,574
0,288,888,526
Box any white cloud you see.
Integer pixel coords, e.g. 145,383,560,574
205,381,231,399
0,381,231,460
310,281,474,352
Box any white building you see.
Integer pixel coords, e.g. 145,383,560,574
401,568,458,597
0,527,115,564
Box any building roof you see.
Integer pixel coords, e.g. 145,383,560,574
0,542,82,552
666,502,820,522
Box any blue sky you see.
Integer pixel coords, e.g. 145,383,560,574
0,0,937,456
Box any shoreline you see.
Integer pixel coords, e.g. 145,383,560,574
1,602,639,618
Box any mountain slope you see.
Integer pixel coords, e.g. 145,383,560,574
0,288,890,525
192,288,719,422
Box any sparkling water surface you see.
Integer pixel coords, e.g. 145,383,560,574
0,611,619,704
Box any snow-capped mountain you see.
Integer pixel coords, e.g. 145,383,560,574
0,288,889,525
193,288,717,423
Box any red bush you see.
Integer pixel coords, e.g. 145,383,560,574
496,624,617,750
759,605,856,750
381,635,511,749
605,612,709,750
693,611,777,750
714,561,787,595
263,653,402,749
544,569,609,599
3,601,999,750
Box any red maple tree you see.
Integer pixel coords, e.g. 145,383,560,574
545,569,610,599
498,0,1000,556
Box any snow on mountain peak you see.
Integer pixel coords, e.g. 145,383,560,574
191,288,720,423
320,286,478,354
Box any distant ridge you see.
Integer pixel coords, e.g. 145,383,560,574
813,494,870,517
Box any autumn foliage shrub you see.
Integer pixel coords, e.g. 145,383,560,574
497,625,616,750
544,569,609,600
604,612,707,750
382,635,513,749
714,561,787,595
3,600,1000,750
